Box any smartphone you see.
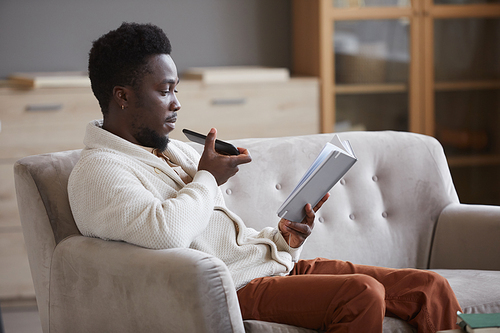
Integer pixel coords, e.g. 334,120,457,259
182,129,240,156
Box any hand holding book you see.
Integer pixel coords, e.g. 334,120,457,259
277,134,357,223
278,193,331,248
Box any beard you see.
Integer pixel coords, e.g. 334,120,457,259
131,91,173,152
134,125,170,152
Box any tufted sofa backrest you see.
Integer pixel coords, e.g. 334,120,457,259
198,131,459,269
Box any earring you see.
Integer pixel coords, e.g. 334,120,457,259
121,105,125,110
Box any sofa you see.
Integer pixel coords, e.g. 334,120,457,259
14,130,500,333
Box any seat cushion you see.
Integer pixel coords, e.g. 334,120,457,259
432,269,500,314
244,317,416,333
244,320,315,333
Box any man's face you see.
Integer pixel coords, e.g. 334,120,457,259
127,54,180,151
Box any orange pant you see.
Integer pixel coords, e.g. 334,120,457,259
237,258,462,333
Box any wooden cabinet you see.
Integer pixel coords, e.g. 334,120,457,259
171,78,319,141
0,78,319,300
0,86,101,299
292,0,500,204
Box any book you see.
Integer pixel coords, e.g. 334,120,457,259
8,71,91,88
457,313,500,333
182,66,290,84
277,134,357,222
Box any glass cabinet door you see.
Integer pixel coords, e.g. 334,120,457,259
292,0,500,204
433,17,500,204
334,19,411,132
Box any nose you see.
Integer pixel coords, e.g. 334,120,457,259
171,95,181,111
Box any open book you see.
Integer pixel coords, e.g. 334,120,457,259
277,134,357,222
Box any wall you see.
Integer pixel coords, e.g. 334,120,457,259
0,0,291,79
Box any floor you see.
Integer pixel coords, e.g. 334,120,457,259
0,299,43,333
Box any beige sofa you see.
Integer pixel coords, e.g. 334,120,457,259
14,130,500,333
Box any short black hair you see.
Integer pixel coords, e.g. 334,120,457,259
88,22,172,114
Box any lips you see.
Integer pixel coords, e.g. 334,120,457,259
165,114,177,130
165,112,177,123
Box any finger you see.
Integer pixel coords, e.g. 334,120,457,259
204,128,217,153
234,148,252,165
237,147,250,156
313,193,330,212
303,203,316,227
305,203,314,216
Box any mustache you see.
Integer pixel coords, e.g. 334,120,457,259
165,112,177,121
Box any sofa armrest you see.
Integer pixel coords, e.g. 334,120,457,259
49,235,245,333
429,203,500,270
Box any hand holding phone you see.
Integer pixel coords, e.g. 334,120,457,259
183,129,240,155
185,128,251,186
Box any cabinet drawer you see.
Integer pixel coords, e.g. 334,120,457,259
170,78,319,141
0,231,34,299
0,87,101,159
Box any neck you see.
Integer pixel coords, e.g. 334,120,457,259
102,113,138,145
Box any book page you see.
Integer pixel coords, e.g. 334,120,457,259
329,135,354,157
294,143,337,190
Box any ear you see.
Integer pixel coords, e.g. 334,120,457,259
112,86,129,110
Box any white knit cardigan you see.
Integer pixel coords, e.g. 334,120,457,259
68,120,302,290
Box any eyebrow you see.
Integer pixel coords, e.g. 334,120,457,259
160,78,180,85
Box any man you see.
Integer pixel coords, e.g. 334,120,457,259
68,22,461,332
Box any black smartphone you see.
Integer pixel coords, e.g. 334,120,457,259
182,129,240,156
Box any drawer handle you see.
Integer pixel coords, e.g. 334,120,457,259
25,104,63,112
211,98,246,106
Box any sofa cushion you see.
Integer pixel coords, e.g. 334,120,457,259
244,320,315,333
243,317,416,333
433,269,500,314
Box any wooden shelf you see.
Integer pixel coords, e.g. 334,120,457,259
328,3,500,20
330,6,412,20
447,154,500,167
432,4,500,19
435,80,500,91
333,80,500,95
335,83,407,94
